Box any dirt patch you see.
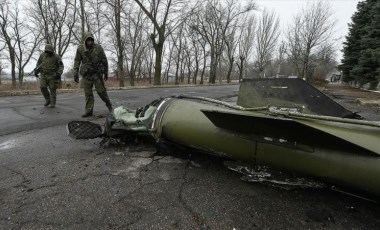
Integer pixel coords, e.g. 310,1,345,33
320,83,380,121
322,83,380,100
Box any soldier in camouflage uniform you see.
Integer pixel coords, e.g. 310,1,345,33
73,32,112,118
35,44,64,108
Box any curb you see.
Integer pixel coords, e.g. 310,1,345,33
356,98,380,106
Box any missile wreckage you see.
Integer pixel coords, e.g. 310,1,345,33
67,78,380,198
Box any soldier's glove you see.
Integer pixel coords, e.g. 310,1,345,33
104,73,108,81
55,73,61,79
74,75,79,83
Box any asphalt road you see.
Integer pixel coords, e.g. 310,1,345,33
0,83,379,229
0,85,239,136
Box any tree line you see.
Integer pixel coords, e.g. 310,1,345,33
340,0,380,90
0,0,338,88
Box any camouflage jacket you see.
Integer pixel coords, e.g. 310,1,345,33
36,52,64,76
73,33,108,77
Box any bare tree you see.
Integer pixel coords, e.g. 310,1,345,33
0,1,46,87
0,50,6,85
169,23,185,85
199,38,208,84
223,19,238,83
163,39,175,84
255,8,280,78
79,0,86,41
133,0,189,85
0,1,17,87
14,3,44,85
0,1,41,88
124,5,151,86
191,0,255,84
78,0,109,42
183,39,194,84
236,14,256,80
192,0,223,83
104,0,127,87
189,32,203,84
29,0,77,57
190,37,202,84
285,1,336,82
191,0,223,84
143,47,154,84
175,28,195,84
313,43,337,81
186,14,207,84
275,40,287,77
182,24,202,85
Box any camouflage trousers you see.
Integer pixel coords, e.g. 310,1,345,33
83,74,112,113
40,75,59,104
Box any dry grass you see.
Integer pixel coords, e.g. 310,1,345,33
0,81,41,91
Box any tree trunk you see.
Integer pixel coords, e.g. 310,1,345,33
226,57,234,83
153,44,163,85
148,61,152,84
118,57,124,87
193,63,199,84
209,48,216,84
200,57,206,85
79,0,85,40
18,69,24,86
187,64,191,84
130,65,135,86
9,50,16,88
238,56,245,81
174,52,180,85
115,0,124,87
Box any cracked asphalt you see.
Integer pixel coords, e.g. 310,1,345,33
0,83,380,229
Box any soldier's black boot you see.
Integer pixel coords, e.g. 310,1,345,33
49,98,56,108
81,111,93,118
41,87,50,107
106,103,113,112
44,100,50,107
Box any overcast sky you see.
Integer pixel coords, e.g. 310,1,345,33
255,0,360,61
